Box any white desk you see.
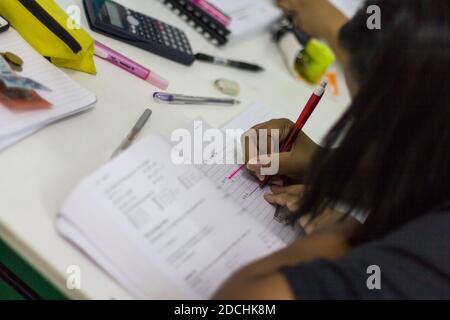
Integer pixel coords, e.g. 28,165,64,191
0,0,350,299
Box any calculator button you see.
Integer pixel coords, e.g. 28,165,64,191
127,16,140,26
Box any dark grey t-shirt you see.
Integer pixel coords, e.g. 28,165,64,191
280,208,450,300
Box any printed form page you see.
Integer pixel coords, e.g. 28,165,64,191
196,103,304,244
61,134,286,299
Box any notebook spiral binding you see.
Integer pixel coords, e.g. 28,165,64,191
162,0,230,46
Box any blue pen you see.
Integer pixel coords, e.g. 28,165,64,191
153,92,240,106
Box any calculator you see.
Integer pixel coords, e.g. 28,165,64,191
83,0,195,66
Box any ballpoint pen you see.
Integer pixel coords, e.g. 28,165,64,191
261,80,328,189
111,109,152,159
195,53,265,72
153,92,240,106
228,81,328,188
263,81,327,225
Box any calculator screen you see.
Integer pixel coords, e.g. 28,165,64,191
104,2,124,28
96,0,128,30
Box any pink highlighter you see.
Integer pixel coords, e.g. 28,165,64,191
191,0,230,27
94,40,169,90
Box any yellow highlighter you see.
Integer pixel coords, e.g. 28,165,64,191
273,17,336,84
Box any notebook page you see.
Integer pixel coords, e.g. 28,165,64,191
0,126,36,150
57,217,144,299
60,134,286,299
196,103,303,244
0,28,96,140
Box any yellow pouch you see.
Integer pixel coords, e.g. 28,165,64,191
0,0,96,74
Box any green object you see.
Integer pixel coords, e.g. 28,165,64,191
0,278,24,300
296,39,336,84
273,16,336,84
0,237,66,300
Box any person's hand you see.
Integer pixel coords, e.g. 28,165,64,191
297,209,360,235
264,184,304,212
264,184,360,236
242,118,320,182
276,0,348,42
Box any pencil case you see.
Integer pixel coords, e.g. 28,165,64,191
0,0,96,74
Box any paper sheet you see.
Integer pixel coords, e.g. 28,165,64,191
329,0,364,18
0,29,96,150
208,0,282,43
59,103,303,299
60,134,288,299
198,103,303,244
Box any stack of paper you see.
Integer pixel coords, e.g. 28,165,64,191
0,29,96,151
58,103,303,299
329,0,364,18
208,0,283,44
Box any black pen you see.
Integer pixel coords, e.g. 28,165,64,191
195,53,265,72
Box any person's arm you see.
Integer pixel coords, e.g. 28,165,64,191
213,231,349,299
217,213,450,300
276,0,349,65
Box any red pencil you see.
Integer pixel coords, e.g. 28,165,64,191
260,80,328,188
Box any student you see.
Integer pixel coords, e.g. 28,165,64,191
214,0,450,299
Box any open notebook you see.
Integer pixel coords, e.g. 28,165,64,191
57,103,303,299
0,29,96,151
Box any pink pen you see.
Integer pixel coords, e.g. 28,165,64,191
94,40,169,90
191,0,231,27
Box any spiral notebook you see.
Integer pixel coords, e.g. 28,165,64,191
163,0,283,46
162,0,231,46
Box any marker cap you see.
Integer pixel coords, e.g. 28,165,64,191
146,71,169,90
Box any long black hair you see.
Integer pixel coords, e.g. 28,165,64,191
295,0,450,245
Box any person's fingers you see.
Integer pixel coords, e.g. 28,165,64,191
269,185,286,195
250,119,294,142
264,193,288,207
298,210,354,235
270,184,304,196
275,0,295,12
241,131,258,163
264,192,301,212
283,184,305,196
255,172,265,182
252,152,305,176
299,215,315,234
242,119,294,164
269,176,285,186
246,161,260,172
